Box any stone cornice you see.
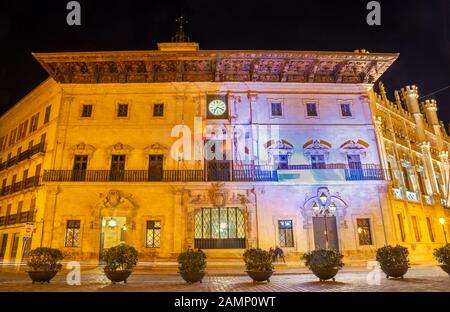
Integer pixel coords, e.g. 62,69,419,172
32,49,398,85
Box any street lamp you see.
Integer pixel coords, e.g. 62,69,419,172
313,194,337,250
440,218,448,244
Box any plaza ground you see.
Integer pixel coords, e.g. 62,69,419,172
0,265,449,292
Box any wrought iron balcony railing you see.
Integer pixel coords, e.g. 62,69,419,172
0,176,40,198
43,166,278,183
42,164,389,183
0,211,35,227
0,142,45,172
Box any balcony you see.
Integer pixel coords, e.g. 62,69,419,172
0,176,40,198
42,164,389,183
43,166,278,183
0,142,45,172
0,211,35,227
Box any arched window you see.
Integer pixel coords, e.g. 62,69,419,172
194,208,246,249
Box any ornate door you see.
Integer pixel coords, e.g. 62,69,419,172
312,216,339,250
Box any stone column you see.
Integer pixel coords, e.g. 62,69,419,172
40,186,60,248
421,143,439,194
171,187,185,253
373,116,389,174
439,151,450,205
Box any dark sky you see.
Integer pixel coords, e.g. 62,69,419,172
0,0,449,124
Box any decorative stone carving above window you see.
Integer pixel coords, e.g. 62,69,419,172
145,143,169,155
264,139,294,157
69,142,96,156
340,140,369,157
303,140,331,158
106,142,134,155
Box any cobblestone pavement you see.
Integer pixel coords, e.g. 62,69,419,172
0,266,449,292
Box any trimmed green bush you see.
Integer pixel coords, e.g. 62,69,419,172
433,244,450,265
303,249,344,270
27,247,64,271
177,249,207,273
376,245,410,268
243,248,274,272
102,244,139,272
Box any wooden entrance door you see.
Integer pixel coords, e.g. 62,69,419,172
312,216,339,250
148,155,164,181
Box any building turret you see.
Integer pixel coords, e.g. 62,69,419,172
400,85,426,143
422,99,440,129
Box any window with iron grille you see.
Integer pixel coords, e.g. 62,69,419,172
340,103,352,117
81,104,93,117
194,208,246,249
117,103,129,117
271,102,283,117
146,220,161,248
65,220,81,247
306,102,318,117
278,220,294,247
153,103,164,117
357,218,373,245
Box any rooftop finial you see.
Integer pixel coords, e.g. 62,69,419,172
172,15,190,43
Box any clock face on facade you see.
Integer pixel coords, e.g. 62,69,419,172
206,95,228,119
208,99,227,116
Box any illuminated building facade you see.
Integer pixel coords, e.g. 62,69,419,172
0,41,448,265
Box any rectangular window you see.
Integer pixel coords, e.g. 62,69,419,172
340,103,352,117
357,218,373,245
17,123,23,141
402,166,413,192
110,155,126,181
397,214,406,242
146,220,161,248
117,103,129,117
411,216,421,242
306,102,318,117
426,217,435,242
81,104,93,118
278,220,294,247
273,154,289,169
73,155,88,181
311,155,326,169
0,234,8,258
65,220,81,247
153,103,164,117
44,106,51,124
271,102,283,117
29,113,40,133
22,120,28,138
10,233,19,259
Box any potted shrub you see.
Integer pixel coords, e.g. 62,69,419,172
303,249,344,282
178,248,207,283
376,245,410,279
26,247,64,284
102,244,139,284
243,248,274,283
433,244,450,276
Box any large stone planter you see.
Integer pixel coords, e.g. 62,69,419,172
310,267,340,282
179,271,206,283
246,271,274,283
381,265,409,279
27,271,58,284
439,265,450,277
104,270,132,284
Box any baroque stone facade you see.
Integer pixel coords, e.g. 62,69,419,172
0,42,448,265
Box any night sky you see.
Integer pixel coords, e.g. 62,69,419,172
0,0,449,124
